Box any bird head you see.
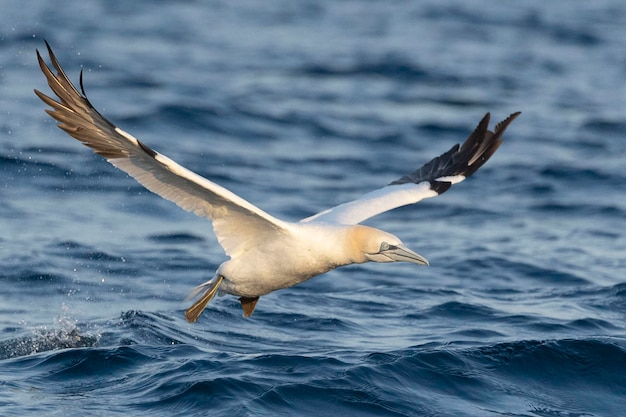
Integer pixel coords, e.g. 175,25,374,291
351,226,429,266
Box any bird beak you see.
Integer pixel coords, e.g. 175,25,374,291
383,245,429,266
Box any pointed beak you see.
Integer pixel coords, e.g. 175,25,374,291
383,245,429,266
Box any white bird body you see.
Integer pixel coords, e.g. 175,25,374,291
35,42,520,322
218,223,352,297
217,223,412,297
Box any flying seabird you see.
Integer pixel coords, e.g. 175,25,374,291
34,42,520,322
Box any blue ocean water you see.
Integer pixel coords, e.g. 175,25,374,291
1,1,625,416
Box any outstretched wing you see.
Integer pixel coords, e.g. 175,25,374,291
302,112,520,225
34,41,287,257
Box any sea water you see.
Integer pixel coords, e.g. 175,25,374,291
1,1,625,416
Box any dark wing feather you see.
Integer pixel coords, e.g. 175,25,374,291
390,112,520,193
303,112,520,225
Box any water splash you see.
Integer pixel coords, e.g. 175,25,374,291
0,304,99,360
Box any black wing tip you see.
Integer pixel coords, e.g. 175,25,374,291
36,41,120,130
44,39,53,56
429,181,452,194
449,111,521,179
390,111,521,193
35,43,51,76
494,112,522,136
44,41,88,97
35,39,52,57
79,69,87,96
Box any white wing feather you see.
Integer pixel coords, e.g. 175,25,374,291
302,182,438,225
35,42,287,258
302,112,520,225
35,42,520,239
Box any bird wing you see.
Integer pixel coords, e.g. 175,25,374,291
302,112,520,225
34,42,288,258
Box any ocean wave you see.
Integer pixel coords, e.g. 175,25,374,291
2,305,624,416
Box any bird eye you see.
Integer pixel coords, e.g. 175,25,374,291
380,242,390,251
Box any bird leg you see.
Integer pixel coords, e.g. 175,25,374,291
239,296,260,317
185,275,224,323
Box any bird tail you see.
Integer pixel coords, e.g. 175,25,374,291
185,275,224,323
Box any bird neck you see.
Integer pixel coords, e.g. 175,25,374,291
292,223,369,268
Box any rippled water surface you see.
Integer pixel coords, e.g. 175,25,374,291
1,1,625,416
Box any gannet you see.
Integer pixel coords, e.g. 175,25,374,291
34,42,520,322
